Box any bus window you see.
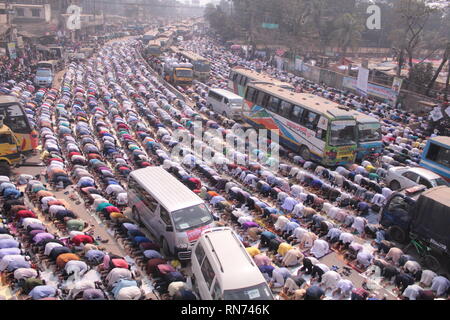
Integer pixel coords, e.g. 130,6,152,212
291,105,304,124
201,256,215,289
255,90,265,106
0,134,14,144
279,101,292,118
267,96,280,113
246,87,256,102
316,129,327,141
0,104,31,134
239,75,247,86
301,110,319,130
426,143,450,167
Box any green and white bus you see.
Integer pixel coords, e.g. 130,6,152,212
243,83,358,166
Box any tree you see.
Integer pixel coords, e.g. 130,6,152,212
409,62,434,86
330,13,364,56
390,0,435,77
426,42,450,95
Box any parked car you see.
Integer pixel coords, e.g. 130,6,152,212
385,166,448,190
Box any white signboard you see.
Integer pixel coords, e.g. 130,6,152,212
445,106,450,118
430,106,444,122
66,5,82,30
356,67,369,96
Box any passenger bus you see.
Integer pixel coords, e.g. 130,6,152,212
142,30,157,44
146,40,163,57
243,83,358,166
179,50,210,82
351,111,383,161
0,96,37,155
420,136,450,182
228,67,294,97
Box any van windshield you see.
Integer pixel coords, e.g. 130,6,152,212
223,283,273,300
172,203,213,232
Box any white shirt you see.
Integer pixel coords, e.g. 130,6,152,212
13,267,38,280
292,227,308,240
49,205,66,216
404,260,421,274
292,203,305,217
336,279,354,294
403,284,423,300
274,216,289,231
310,239,329,259
65,260,88,276
116,286,142,300
44,242,63,256
106,184,125,195
116,193,128,205
371,194,386,206
321,271,341,289
168,281,187,297
22,218,43,229
339,232,354,244
420,270,437,287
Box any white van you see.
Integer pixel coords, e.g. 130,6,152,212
128,167,215,260
191,227,274,300
207,88,243,119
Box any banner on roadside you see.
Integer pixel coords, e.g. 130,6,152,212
356,67,369,96
7,43,17,59
392,77,403,94
342,76,397,102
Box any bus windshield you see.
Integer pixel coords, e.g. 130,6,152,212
176,69,193,78
172,203,213,232
329,120,356,146
223,283,273,300
0,103,31,134
358,122,381,143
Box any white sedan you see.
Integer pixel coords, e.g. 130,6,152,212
385,166,448,190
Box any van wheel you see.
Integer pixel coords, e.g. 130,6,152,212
0,161,11,177
422,255,440,272
389,180,401,191
388,226,407,243
299,146,311,161
132,207,143,227
160,237,172,258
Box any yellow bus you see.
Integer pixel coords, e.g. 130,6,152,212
178,50,210,82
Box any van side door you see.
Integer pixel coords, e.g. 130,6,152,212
129,179,159,235
198,253,216,300
211,278,223,300
158,206,175,250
